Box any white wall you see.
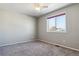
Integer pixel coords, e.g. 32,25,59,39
0,10,36,46
38,4,79,50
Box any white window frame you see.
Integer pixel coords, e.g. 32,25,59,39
47,13,66,33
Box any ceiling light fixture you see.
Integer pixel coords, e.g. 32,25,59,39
33,3,48,11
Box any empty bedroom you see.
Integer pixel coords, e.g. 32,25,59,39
0,3,79,56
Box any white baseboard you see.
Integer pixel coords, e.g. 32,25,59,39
0,39,35,47
38,39,79,52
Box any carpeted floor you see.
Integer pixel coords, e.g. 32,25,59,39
0,41,79,56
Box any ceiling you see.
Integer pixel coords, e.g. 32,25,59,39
0,3,71,17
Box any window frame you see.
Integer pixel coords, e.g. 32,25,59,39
47,13,66,33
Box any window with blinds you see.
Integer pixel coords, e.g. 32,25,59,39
47,13,66,32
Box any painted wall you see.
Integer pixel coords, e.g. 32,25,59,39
0,10,36,46
38,4,79,50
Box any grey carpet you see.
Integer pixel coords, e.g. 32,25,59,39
0,41,79,56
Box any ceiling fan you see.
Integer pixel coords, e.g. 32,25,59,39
33,3,48,11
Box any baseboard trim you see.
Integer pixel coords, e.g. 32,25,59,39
38,39,79,52
0,39,35,47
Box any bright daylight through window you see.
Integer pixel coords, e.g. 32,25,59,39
47,13,66,32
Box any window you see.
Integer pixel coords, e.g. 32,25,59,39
47,13,66,32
